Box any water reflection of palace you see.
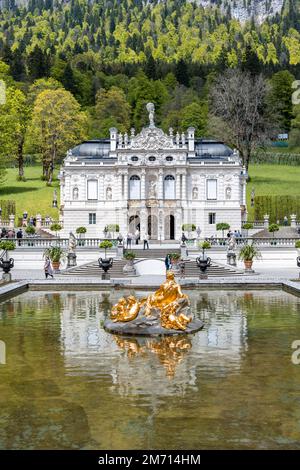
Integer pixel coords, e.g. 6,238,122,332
59,291,248,396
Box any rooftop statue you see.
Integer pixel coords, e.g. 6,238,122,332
146,102,155,128
105,271,204,336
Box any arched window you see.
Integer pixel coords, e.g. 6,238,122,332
164,175,175,199
129,175,141,199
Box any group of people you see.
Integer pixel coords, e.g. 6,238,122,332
118,230,150,250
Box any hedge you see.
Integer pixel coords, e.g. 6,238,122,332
254,195,300,222
0,200,16,219
252,152,300,166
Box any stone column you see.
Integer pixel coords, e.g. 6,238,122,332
124,172,128,200
99,174,104,200
182,172,186,200
36,214,42,230
264,214,269,229
117,173,123,201
141,169,146,200
158,170,164,200
176,173,181,200
140,209,148,237
9,214,15,229
291,214,297,228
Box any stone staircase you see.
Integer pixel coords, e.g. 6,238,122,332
124,248,180,259
63,259,128,278
63,253,245,278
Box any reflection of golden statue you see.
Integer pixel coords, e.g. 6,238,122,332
113,335,192,378
110,271,191,330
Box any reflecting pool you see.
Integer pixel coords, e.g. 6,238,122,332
0,289,300,449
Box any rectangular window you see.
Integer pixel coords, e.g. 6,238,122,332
207,179,217,200
208,213,216,225
89,213,96,225
87,180,98,200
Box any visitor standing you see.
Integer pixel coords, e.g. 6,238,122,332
135,228,140,245
126,232,132,249
143,233,149,250
164,254,171,272
179,259,185,279
16,228,23,246
44,257,54,279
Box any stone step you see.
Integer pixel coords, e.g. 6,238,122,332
63,258,244,278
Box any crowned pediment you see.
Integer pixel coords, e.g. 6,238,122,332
129,126,176,151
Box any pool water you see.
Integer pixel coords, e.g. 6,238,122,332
0,289,300,450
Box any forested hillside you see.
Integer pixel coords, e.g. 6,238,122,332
0,0,300,185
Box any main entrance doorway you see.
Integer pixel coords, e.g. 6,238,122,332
164,214,175,240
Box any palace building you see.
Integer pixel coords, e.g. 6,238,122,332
59,103,247,240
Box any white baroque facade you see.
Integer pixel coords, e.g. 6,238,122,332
59,103,247,240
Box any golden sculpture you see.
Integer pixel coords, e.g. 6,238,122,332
110,271,191,330
111,295,141,322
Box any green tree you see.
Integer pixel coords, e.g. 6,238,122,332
28,88,88,183
268,70,295,132
0,86,30,180
92,86,131,137
181,101,208,136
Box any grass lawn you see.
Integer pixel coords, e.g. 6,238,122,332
0,166,60,219
0,164,299,221
247,164,300,219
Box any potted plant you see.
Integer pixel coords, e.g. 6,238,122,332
43,246,66,272
123,250,136,275
50,223,62,238
238,243,261,271
0,240,16,278
196,241,212,273
269,223,279,245
76,226,87,246
295,240,300,256
216,222,230,244
99,240,113,259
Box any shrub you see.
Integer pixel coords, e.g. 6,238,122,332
216,222,230,237
182,224,196,232
25,225,36,235
106,224,120,232
76,226,87,234
242,223,253,230
269,223,280,237
124,251,136,260
50,223,62,232
99,240,113,257
0,200,16,219
0,240,16,251
295,240,300,249
254,195,300,223
199,241,211,251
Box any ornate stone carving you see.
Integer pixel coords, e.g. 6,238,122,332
129,127,176,151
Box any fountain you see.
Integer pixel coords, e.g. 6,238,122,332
104,271,204,336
